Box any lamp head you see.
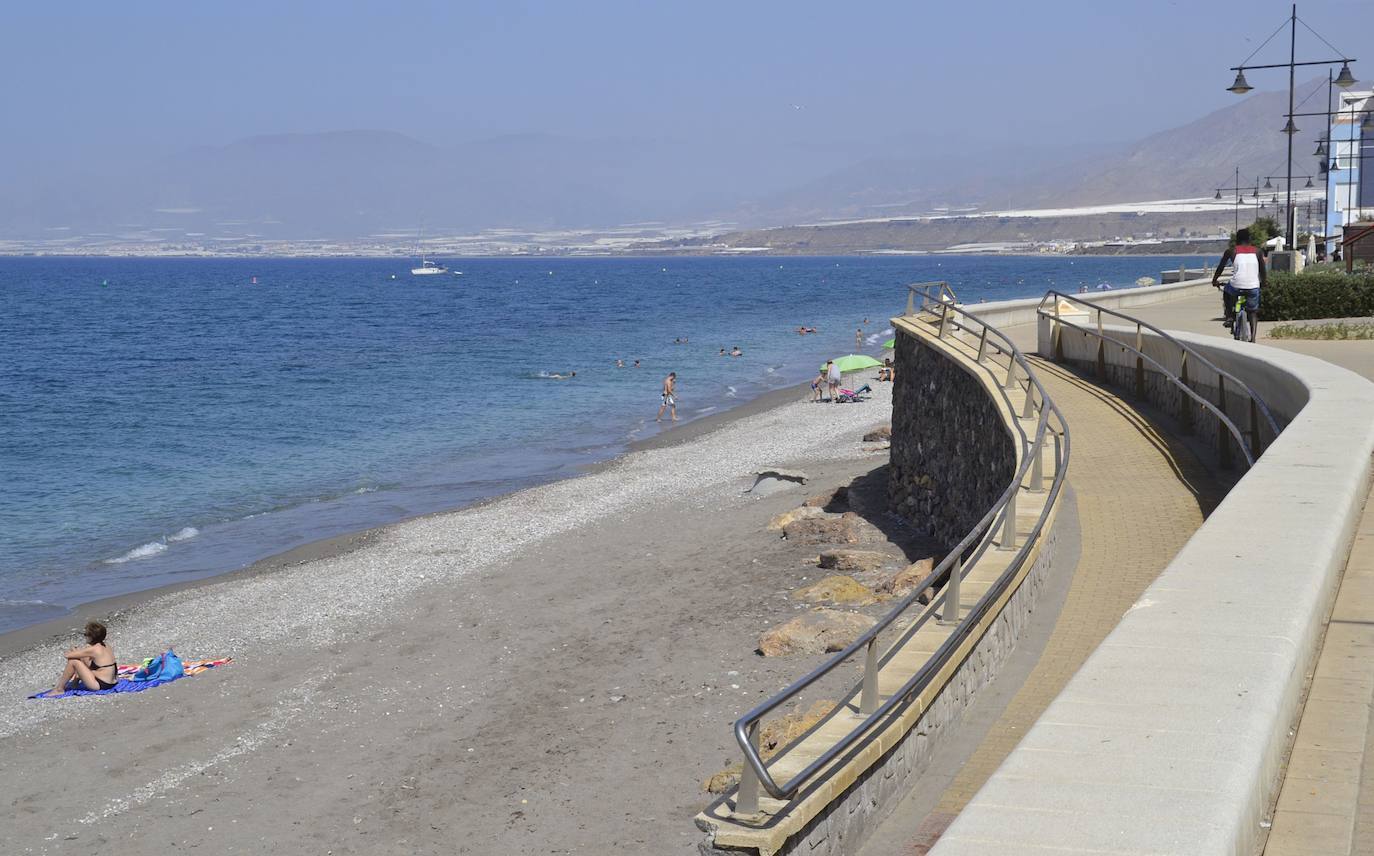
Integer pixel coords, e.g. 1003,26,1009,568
1263,177,1273,189
1315,139,1328,156
1335,62,1358,89
1282,118,1299,135
1215,189,1223,200
1306,176,1315,188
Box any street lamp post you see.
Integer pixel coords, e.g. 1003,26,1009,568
1226,3,1356,245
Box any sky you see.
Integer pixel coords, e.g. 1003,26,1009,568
1,0,1372,233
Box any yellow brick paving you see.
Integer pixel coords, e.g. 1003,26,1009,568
928,356,1226,821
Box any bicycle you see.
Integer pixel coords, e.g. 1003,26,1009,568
1232,291,1256,343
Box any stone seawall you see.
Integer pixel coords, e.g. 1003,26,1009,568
888,331,1017,546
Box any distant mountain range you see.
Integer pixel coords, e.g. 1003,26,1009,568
0,78,1342,248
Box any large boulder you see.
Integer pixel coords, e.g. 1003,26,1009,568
767,505,825,532
794,575,878,606
877,557,938,597
782,512,863,544
818,549,890,573
757,608,877,656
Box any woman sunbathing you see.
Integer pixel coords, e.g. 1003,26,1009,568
44,620,118,695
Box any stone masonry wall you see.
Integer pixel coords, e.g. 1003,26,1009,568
888,330,1018,546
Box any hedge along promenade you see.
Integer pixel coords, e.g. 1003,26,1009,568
1260,271,1374,321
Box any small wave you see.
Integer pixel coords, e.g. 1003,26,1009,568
725,386,737,398
104,540,168,564
167,526,199,542
695,406,718,415
765,366,777,374
0,597,55,607
352,486,378,495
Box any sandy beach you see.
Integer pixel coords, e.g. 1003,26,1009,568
0,378,912,855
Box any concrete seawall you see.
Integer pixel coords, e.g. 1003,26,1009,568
930,300,1374,854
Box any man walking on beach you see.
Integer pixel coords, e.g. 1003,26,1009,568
657,372,678,422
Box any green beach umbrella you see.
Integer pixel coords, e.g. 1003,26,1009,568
882,337,896,349
822,354,883,374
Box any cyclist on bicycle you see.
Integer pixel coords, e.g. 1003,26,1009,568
1212,227,1266,343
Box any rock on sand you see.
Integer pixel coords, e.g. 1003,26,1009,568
781,512,864,544
703,699,838,792
817,549,890,573
757,607,877,656
794,574,878,606
767,505,825,532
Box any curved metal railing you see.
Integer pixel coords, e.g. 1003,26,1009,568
729,282,1070,813
1036,290,1280,467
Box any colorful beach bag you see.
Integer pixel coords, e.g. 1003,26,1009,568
131,648,185,682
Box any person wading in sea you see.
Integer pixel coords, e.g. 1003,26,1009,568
657,372,678,422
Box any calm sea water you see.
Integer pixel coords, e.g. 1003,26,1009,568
0,254,1211,633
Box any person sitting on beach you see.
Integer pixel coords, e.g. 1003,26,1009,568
811,368,827,402
44,620,118,696
730,346,743,357
877,358,894,382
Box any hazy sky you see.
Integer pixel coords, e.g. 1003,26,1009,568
4,2,1370,157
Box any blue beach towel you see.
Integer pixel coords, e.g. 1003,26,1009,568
29,675,182,699
28,654,230,700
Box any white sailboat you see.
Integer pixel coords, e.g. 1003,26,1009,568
410,225,448,276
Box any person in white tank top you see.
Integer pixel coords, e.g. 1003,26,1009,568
1212,227,1267,341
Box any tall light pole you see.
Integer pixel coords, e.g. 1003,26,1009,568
1226,3,1356,245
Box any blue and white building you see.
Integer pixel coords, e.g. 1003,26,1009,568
1325,89,1372,253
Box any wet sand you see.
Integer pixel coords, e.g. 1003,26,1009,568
0,376,906,855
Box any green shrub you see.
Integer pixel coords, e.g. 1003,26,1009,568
1258,271,1374,321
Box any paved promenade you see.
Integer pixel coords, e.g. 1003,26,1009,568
1126,293,1374,856
864,343,1226,854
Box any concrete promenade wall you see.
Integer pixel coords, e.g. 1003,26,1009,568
954,277,1216,331
929,322,1374,854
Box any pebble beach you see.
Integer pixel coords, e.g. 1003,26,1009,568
0,379,894,854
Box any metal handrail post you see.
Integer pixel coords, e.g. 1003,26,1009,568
1052,298,1064,362
737,722,761,815
1135,323,1146,399
940,553,963,626
976,326,989,363
999,488,1018,551
1004,357,1018,389
938,302,950,338
905,289,915,316
1180,350,1194,434
1022,383,1037,418
1030,429,1045,492
1217,376,1233,469
860,638,880,714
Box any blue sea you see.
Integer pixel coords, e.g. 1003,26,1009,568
0,254,1212,634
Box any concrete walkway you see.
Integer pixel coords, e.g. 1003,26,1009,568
1125,293,1374,856
863,351,1227,854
